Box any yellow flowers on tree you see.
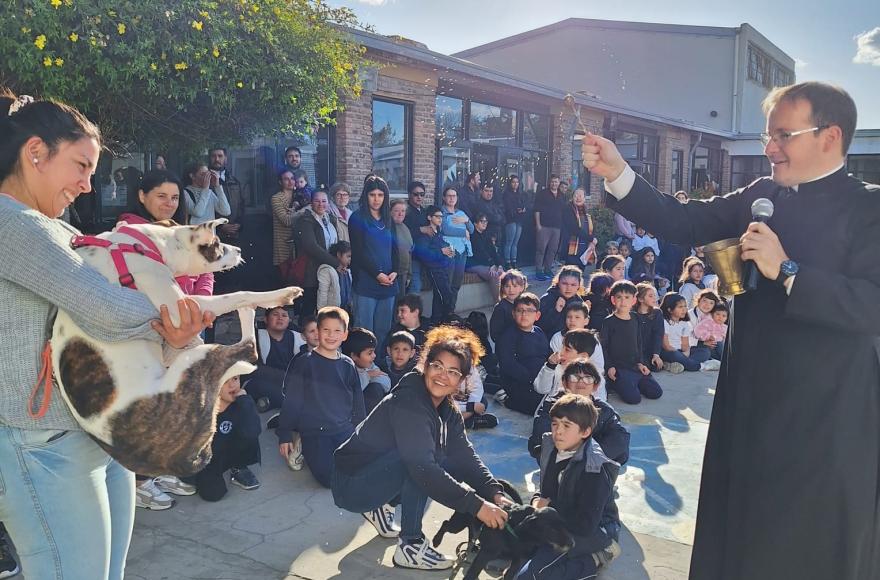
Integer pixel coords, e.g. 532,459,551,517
1,0,367,149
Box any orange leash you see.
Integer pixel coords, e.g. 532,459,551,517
28,341,53,419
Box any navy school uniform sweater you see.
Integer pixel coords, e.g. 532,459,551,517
214,395,262,456
601,314,645,372
276,350,366,444
334,372,503,515
489,298,515,344
496,325,551,385
529,394,630,464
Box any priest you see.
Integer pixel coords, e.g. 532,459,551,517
583,82,880,579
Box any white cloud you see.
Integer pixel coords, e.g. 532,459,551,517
794,58,808,70
853,27,880,66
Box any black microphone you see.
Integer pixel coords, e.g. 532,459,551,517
744,198,775,292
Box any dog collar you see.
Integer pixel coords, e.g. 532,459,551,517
70,226,164,289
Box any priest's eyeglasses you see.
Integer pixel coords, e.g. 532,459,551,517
760,125,828,147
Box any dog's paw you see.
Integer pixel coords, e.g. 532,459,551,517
257,287,302,309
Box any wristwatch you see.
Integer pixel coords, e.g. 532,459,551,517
776,259,799,284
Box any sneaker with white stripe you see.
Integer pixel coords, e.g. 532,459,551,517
362,505,400,538
393,536,453,570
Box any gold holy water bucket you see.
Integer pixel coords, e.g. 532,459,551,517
701,238,745,296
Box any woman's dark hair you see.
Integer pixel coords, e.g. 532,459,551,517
183,161,207,187
278,168,294,183
0,90,102,183
359,174,391,223
418,325,485,382
132,169,187,224
588,272,614,296
660,292,690,322
601,254,625,273
441,186,458,209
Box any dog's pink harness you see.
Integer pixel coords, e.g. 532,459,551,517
70,226,164,289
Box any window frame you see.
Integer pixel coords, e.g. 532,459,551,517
371,96,414,196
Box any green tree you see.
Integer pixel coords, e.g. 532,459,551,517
0,0,367,149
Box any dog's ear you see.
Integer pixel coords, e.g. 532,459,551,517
189,219,226,245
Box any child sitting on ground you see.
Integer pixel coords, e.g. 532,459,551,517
524,393,621,578
343,327,392,413
188,375,261,501
246,307,309,413
601,280,663,404
694,302,729,357
489,269,528,344
277,307,365,488
536,326,607,402
689,289,725,360
659,292,719,373
384,294,429,353
585,273,614,334
317,240,353,311
454,368,499,431
496,292,551,415
381,330,418,389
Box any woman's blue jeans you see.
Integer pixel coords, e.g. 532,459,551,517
0,426,135,580
353,292,395,347
332,451,428,541
503,222,523,263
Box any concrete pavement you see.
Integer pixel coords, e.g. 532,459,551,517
125,368,715,580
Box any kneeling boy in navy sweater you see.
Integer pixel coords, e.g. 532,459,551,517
277,307,366,488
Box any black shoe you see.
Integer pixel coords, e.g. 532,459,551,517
266,412,280,430
230,467,261,490
0,535,19,580
256,396,271,413
471,413,499,430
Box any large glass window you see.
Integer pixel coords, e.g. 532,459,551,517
615,130,659,186
671,149,684,193
848,155,880,185
523,113,551,150
469,102,517,146
435,95,463,146
692,145,723,192
438,146,470,192
731,155,771,190
372,98,411,194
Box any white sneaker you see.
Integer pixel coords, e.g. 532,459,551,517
493,389,509,404
700,359,722,371
135,478,175,510
393,537,453,570
362,504,400,538
286,437,304,471
153,475,196,496
662,361,685,374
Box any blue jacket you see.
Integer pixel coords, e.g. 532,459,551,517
496,326,551,385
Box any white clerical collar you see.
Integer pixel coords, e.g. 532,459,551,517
791,163,845,192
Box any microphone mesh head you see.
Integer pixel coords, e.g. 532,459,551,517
751,198,774,220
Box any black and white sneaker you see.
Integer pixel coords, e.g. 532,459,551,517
362,505,400,538
493,389,508,404
393,536,453,570
266,412,280,430
471,413,499,430
230,467,261,490
0,533,19,579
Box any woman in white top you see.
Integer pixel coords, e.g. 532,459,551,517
184,162,231,225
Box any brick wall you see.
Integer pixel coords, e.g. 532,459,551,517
658,126,692,195
336,63,437,204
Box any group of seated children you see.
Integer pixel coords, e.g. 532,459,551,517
659,289,726,373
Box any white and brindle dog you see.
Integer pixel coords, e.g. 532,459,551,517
50,218,301,476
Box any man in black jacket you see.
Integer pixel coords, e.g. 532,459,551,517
584,81,880,580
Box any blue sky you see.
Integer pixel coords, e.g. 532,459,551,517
331,0,880,128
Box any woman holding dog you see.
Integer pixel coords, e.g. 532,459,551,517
0,91,211,579
332,325,512,571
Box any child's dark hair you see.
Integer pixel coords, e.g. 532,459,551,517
561,359,602,389
387,330,416,350
610,280,637,298
299,314,318,328
341,327,377,356
660,292,689,322
562,302,590,321
293,169,309,184
679,256,705,285
551,264,584,289
635,282,656,304
693,288,721,308
397,294,423,315
131,169,187,224
316,307,348,331
513,292,540,311
550,393,598,433
265,305,290,318
500,269,528,290
711,302,729,315
424,204,442,222
619,239,632,253
588,272,614,296
601,255,625,273
0,90,102,183
329,240,351,256
419,326,485,380
561,329,598,356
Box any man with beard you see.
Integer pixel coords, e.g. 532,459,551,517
583,81,880,580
